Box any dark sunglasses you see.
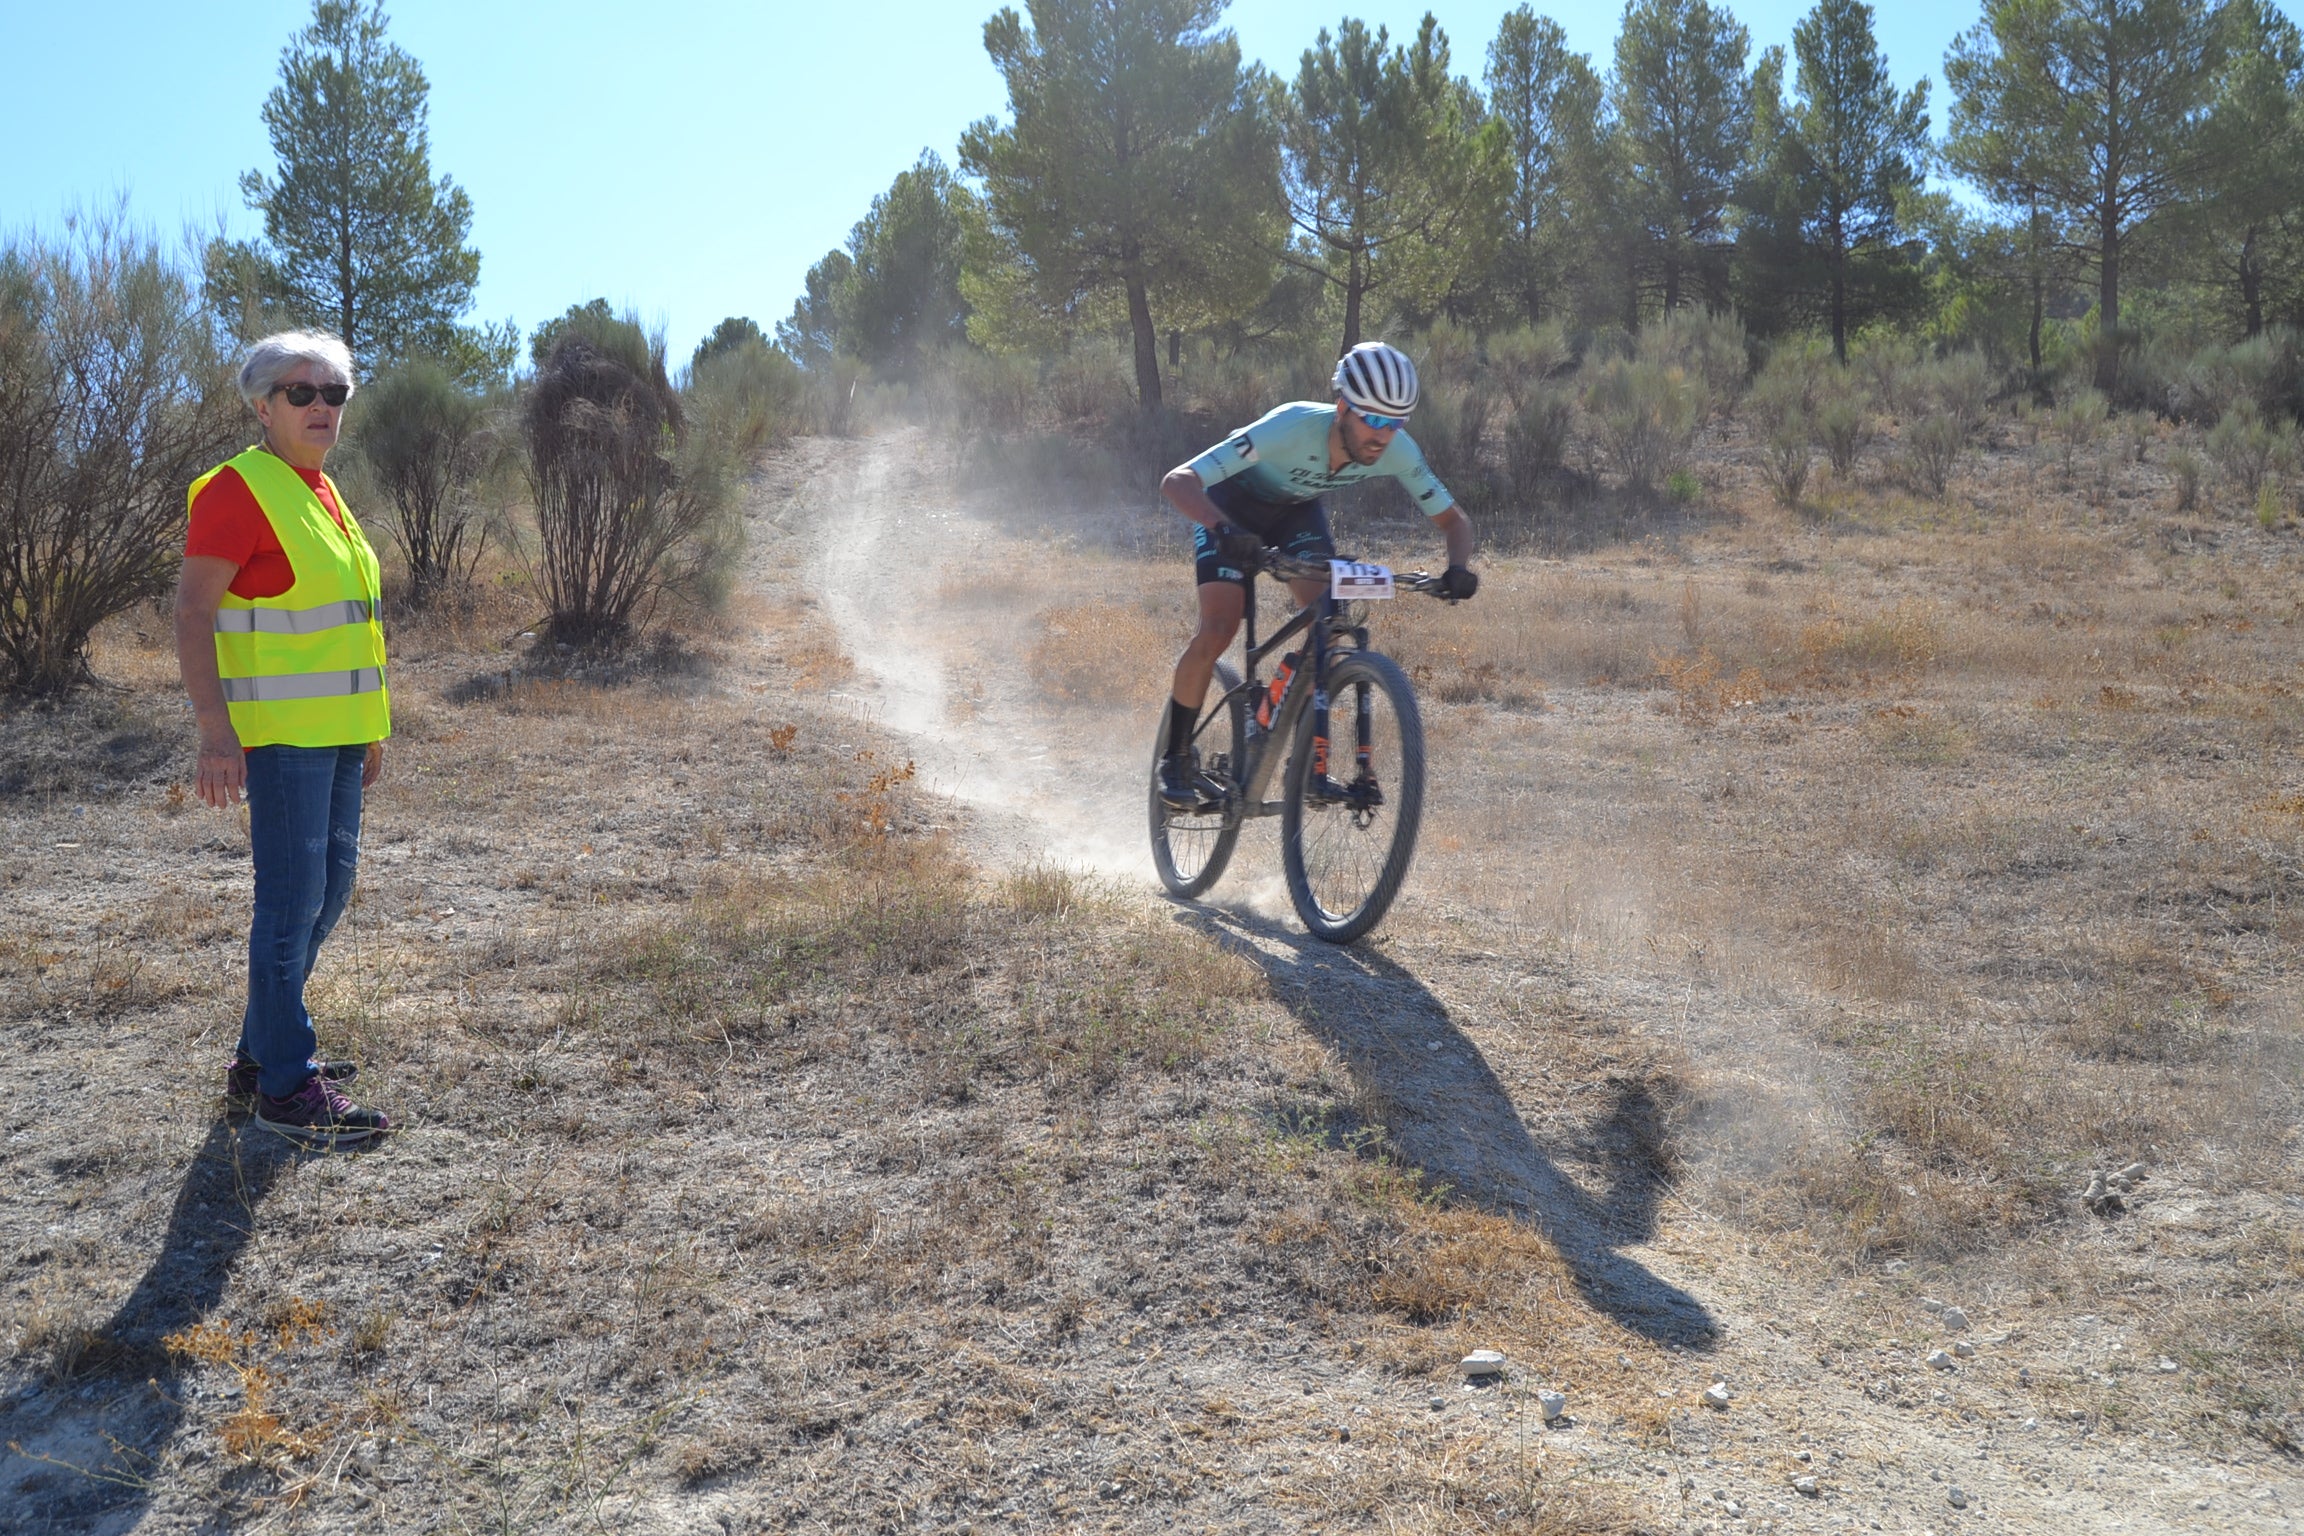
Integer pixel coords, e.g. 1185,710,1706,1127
273,382,350,408
1352,406,1408,432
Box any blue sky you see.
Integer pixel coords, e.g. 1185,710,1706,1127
0,0,2083,365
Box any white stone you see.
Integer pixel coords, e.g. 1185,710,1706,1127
1949,1486,1969,1509
2155,1358,2179,1373
1953,1341,1977,1359
1919,1296,1947,1313
1457,1349,1507,1377
1927,1349,1955,1370
1940,1307,1970,1331
1703,1381,1732,1409
1537,1390,1567,1423
1794,1476,1819,1496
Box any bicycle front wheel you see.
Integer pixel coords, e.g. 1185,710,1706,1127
1281,651,1425,943
1149,661,1246,899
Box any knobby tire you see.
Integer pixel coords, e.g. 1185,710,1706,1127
1280,651,1424,943
1149,660,1246,899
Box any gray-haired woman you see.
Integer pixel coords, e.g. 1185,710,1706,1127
176,330,394,1147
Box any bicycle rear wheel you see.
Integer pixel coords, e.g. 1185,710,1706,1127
1280,651,1424,942
1149,660,1247,899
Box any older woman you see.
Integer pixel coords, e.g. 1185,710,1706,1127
176,330,392,1147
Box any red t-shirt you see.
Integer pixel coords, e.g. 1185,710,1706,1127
184,463,349,600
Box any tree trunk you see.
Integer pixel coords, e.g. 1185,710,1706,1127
2240,225,2264,338
1829,237,1848,365
1662,244,1681,314
2096,212,2120,397
1168,328,1181,368
1124,270,1162,412
1340,250,1364,354
2028,269,2044,376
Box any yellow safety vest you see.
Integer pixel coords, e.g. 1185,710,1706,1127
189,447,392,749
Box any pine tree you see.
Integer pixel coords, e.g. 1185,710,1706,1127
1785,0,1930,360
239,0,483,368
837,153,974,369
1484,7,1604,326
960,0,1278,410
1277,14,1509,352
1946,0,2233,394
1610,0,1755,315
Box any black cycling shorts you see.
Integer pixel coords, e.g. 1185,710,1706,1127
1192,482,1335,589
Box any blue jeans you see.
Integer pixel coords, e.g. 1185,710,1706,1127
239,744,366,1099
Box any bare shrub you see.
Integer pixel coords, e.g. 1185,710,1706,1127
2156,328,2301,424
1583,357,1703,489
1902,411,1965,497
1043,345,1125,422
1186,347,1280,430
688,337,806,459
810,355,867,437
1853,334,1924,417
525,312,735,645
2208,400,2298,498
346,360,496,608
0,211,240,695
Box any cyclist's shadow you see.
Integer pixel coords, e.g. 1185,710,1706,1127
1182,906,1718,1350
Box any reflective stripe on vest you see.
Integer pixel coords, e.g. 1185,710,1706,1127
220,667,387,704
212,599,376,635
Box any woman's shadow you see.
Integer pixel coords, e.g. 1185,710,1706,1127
2,1118,304,1530
1184,906,1717,1349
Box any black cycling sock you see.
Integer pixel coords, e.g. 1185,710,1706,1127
1165,698,1198,759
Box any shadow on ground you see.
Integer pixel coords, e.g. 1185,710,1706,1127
0,1118,301,1532
1183,905,1717,1349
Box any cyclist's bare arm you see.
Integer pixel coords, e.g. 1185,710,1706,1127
1161,465,1230,532
1433,504,1474,569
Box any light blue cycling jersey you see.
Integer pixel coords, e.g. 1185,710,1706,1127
1186,401,1454,514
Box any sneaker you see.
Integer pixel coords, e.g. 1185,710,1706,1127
254,1074,391,1148
1158,751,1209,811
226,1054,357,1109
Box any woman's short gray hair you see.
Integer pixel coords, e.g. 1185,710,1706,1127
238,331,357,405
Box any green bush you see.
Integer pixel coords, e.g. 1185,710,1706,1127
524,311,735,644
2208,400,2299,497
2049,387,2109,485
1408,378,1494,501
1640,308,1748,416
1585,358,1704,489
688,337,806,460
1501,387,1573,496
2169,447,2203,511
1902,412,1966,497
347,360,498,608
1815,395,1874,476
1485,322,1573,409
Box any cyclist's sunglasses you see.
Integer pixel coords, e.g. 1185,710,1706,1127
1351,406,1409,432
272,382,351,408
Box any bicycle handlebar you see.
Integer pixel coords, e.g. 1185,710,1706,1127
1261,552,1449,595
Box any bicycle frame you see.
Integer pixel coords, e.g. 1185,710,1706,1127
1211,573,1369,819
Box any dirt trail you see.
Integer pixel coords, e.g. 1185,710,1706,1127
790,433,2299,1534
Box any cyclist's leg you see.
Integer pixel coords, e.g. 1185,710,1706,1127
1170,517,1255,710
1274,500,1335,611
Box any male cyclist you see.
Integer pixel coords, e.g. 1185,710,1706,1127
1156,340,1478,808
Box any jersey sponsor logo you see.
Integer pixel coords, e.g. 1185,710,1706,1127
1232,433,1258,463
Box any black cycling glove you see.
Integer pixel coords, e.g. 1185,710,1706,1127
1438,565,1480,601
1213,523,1265,564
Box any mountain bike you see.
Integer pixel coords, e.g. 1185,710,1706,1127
1148,552,1447,943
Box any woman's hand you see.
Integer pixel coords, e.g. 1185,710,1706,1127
197,729,246,808
363,741,383,788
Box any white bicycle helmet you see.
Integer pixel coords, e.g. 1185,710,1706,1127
1332,341,1420,417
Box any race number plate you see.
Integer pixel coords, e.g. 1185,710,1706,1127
1329,560,1396,600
